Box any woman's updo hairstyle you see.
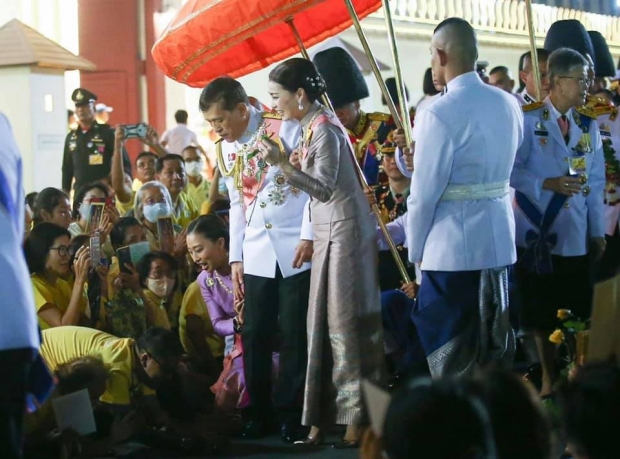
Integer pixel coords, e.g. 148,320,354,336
269,58,327,103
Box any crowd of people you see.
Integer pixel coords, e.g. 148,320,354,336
1,14,620,459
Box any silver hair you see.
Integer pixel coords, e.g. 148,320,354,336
548,47,589,90
134,181,174,223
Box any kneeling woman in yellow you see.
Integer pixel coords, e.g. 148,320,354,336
137,251,182,330
24,222,91,329
39,325,183,415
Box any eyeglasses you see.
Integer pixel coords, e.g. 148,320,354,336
49,245,71,257
558,76,591,87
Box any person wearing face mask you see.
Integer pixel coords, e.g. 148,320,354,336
112,125,166,218
24,223,91,330
155,154,200,229
69,183,116,258
182,145,211,213
137,251,182,331
133,181,179,251
32,187,73,229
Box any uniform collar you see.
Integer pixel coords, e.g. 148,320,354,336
351,109,368,137
237,106,262,144
445,71,480,93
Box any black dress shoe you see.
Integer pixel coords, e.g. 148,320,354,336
388,372,404,391
280,422,308,443
241,420,272,439
332,439,360,449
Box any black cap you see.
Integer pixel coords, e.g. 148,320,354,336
588,31,616,78
382,77,409,106
313,47,369,109
544,20,595,68
71,88,97,106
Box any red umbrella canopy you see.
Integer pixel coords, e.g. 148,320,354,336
152,0,382,88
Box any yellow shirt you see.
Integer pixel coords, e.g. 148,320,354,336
179,281,224,359
173,191,200,229
40,326,154,405
142,288,182,330
31,274,73,330
132,178,143,192
185,178,211,214
116,191,136,216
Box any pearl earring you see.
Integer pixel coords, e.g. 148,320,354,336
298,100,304,110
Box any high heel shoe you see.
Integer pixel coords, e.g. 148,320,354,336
332,438,360,449
294,432,324,446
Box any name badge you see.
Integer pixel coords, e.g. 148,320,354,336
600,130,611,137
89,154,103,165
534,130,548,137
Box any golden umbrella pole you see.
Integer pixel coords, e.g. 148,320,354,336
524,0,542,100
381,0,412,146
286,18,411,285
342,0,404,130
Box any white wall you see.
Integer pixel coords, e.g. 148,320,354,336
0,67,34,190
29,70,66,191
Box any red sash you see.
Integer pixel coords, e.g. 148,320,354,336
239,116,284,209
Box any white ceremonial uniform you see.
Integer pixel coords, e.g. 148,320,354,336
511,98,605,254
219,106,311,278
406,72,523,271
0,113,39,352
597,113,620,235
514,90,538,106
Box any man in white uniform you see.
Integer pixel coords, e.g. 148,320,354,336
402,18,523,378
0,113,43,458
199,78,312,442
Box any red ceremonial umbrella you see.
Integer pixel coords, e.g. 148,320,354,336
151,0,382,88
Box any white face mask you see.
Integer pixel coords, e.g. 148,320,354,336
185,159,204,177
147,277,176,298
79,202,91,221
143,202,172,223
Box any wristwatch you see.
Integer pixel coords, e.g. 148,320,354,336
233,316,243,333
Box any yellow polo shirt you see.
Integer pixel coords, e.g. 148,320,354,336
179,281,224,359
40,326,154,406
31,274,74,330
173,191,200,229
185,178,211,214
142,288,182,330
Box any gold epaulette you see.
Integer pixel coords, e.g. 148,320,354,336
367,112,391,123
522,101,544,112
262,110,282,120
584,95,616,118
575,105,597,120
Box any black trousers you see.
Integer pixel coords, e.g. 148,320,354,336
242,268,310,421
597,226,620,282
0,348,35,459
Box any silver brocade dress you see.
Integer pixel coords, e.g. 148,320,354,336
282,101,385,427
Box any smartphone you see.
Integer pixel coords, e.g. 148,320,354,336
122,123,148,140
157,217,175,254
90,234,101,268
87,202,105,233
117,246,133,274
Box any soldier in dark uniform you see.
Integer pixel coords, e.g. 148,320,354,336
62,88,132,193
313,47,393,186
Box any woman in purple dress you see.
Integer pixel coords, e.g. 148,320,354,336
187,215,248,410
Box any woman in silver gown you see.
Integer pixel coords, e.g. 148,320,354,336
258,58,384,448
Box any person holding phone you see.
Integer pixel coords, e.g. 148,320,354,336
24,223,91,329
